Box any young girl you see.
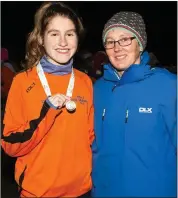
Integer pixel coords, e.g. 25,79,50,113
1,2,94,197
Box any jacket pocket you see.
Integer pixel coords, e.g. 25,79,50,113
93,108,106,153
19,165,27,188
17,165,27,195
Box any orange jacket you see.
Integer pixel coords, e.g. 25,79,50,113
1,66,94,197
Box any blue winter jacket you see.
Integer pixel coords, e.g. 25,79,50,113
92,51,177,197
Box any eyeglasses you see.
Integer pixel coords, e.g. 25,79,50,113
104,37,136,49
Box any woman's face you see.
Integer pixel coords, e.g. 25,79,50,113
43,15,78,65
105,28,141,75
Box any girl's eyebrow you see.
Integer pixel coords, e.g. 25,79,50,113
47,29,76,34
47,29,59,34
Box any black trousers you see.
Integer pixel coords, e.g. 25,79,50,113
78,191,91,198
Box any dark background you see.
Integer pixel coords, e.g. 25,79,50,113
1,1,177,66
1,2,177,197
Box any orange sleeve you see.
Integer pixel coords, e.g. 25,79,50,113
89,103,95,145
1,76,62,157
86,76,95,145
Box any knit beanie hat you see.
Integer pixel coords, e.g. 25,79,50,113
102,11,147,51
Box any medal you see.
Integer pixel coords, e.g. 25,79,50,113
66,100,76,112
37,61,76,112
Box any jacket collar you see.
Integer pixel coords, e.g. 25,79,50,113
103,51,153,85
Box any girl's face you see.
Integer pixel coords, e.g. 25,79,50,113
43,15,78,65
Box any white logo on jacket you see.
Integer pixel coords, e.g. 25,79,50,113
139,107,152,113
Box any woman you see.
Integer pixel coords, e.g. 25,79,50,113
92,11,176,197
1,2,94,197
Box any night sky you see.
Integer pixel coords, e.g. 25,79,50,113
2,1,177,66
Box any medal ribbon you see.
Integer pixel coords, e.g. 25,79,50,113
36,62,75,98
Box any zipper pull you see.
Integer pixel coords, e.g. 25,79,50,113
102,109,106,121
112,84,117,92
125,109,129,123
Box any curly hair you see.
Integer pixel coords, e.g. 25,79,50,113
22,1,84,70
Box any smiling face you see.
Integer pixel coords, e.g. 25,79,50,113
43,15,78,65
105,28,141,76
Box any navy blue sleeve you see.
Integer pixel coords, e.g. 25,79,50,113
46,97,59,110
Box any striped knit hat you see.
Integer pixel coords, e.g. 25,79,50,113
102,11,147,51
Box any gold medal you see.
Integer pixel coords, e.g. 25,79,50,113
66,100,76,112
